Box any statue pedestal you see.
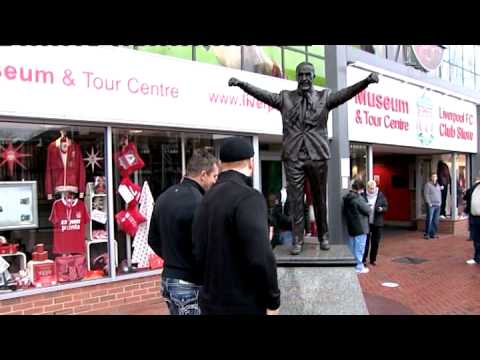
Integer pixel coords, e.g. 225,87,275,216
274,237,369,315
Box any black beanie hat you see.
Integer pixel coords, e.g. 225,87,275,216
219,137,254,163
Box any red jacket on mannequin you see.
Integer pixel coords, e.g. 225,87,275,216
45,137,86,199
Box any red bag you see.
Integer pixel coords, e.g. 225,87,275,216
148,253,164,269
55,254,87,282
115,208,146,237
115,143,145,177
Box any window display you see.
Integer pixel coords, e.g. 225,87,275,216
0,122,109,294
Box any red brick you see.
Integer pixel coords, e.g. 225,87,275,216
91,290,108,297
74,305,92,313
148,287,160,293
108,287,124,295
109,299,126,307
13,302,35,311
0,306,13,314
2,298,21,306
44,304,64,313
23,308,45,315
33,299,54,307
56,309,74,315
100,295,116,302
140,282,155,289
125,284,139,292
141,293,159,301
54,295,73,304
83,297,100,305
133,289,149,296
116,291,132,299
63,301,83,309
125,296,142,304
8,311,24,315
73,293,90,301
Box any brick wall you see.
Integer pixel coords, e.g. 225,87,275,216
0,274,164,315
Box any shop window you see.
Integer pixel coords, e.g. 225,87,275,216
463,45,475,72
284,49,307,81
464,71,475,90
456,154,468,217
0,122,109,294
476,75,480,92
308,45,324,58
350,143,367,182
136,45,193,61
309,56,326,86
239,46,283,78
112,128,181,276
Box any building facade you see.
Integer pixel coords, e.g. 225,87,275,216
0,45,478,314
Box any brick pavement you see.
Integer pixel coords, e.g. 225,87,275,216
85,227,480,315
359,227,480,315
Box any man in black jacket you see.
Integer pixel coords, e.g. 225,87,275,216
229,63,379,255
192,137,281,315
148,149,219,315
343,179,372,274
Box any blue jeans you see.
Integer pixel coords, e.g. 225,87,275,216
161,277,201,315
279,231,293,246
425,205,440,238
348,234,367,271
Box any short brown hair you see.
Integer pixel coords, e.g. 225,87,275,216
186,148,219,177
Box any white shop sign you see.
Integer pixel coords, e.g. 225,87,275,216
347,66,478,153
0,46,331,137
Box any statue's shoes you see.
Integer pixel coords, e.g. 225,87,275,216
320,240,330,251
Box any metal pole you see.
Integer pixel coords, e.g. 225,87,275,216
367,144,373,182
105,126,116,279
452,152,458,220
253,135,261,191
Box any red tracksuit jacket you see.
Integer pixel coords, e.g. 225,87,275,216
45,139,86,197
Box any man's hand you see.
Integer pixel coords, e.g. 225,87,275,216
267,308,280,315
228,77,241,87
367,72,379,84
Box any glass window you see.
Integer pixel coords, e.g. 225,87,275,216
309,56,326,86
450,45,463,66
475,46,480,73
284,49,307,81
441,61,450,81
464,71,475,90
308,45,324,57
350,143,368,182
241,46,283,78
476,75,480,92
456,154,468,217
136,45,193,61
0,122,109,293
195,45,241,68
286,46,307,52
463,45,475,72
112,128,182,275
451,65,463,86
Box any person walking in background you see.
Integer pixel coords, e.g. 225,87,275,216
192,137,281,315
148,149,219,315
463,174,480,265
343,179,372,274
424,173,442,239
362,180,388,267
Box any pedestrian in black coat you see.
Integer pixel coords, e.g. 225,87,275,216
148,149,219,315
362,180,388,266
192,137,281,315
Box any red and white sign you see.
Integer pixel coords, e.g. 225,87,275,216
347,66,478,153
411,45,445,72
0,46,330,137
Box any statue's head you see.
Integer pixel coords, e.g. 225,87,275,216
296,62,315,92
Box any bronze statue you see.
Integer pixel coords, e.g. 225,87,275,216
229,62,379,255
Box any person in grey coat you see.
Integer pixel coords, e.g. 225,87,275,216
343,179,372,274
424,173,442,239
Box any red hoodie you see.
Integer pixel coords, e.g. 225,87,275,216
45,138,86,198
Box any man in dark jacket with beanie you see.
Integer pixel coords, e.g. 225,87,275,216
192,137,281,315
343,179,372,274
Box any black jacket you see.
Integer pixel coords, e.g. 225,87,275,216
362,190,389,227
463,181,480,216
147,178,204,284
237,78,371,161
343,191,371,237
192,170,281,315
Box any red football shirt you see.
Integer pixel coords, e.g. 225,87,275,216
49,198,89,255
